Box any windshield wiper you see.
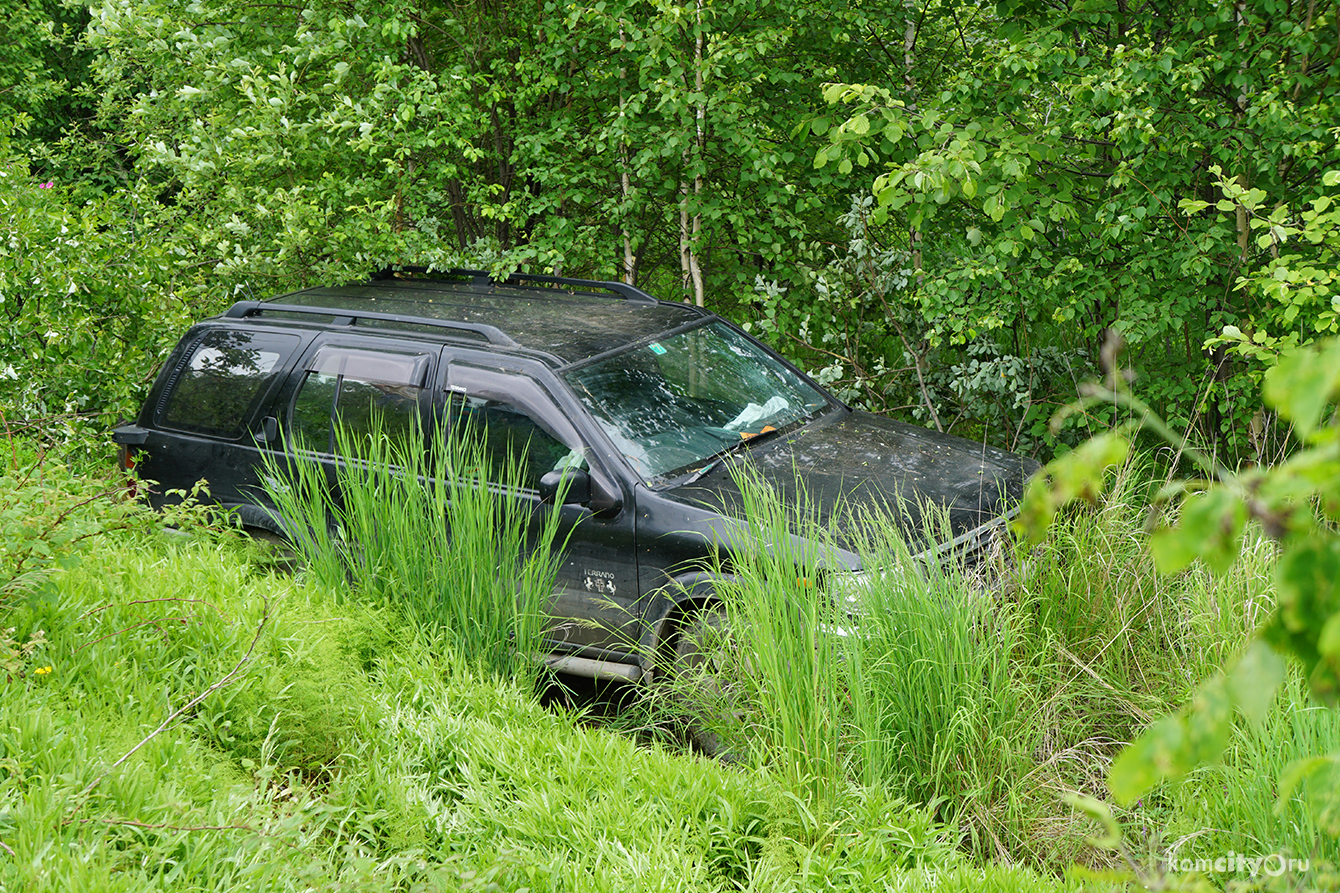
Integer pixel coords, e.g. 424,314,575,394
672,426,786,486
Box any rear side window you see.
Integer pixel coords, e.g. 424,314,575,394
158,330,299,439
290,345,432,455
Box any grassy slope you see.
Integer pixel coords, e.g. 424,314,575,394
0,531,1081,893
688,463,1340,882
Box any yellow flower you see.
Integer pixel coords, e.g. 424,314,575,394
34,666,52,676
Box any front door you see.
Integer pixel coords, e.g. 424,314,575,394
443,360,640,659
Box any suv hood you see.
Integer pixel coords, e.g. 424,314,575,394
669,410,1039,553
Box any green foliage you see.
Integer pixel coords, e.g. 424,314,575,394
677,459,1274,867
3,519,1096,892
1014,431,1131,539
0,150,194,440
0,446,142,605
703,465,844,798
748,195,1093,453
0,0,94,151
1017,338,1340,881
818,1,1339,458
1162,671,1340,884
747,195,915,412
1108,642,1285,806
0,624,47,681
839,513,1029,853
71,0,889,296
1201,168,1340,365
0,460,1326,886
196,598,388,781
262,422,566,682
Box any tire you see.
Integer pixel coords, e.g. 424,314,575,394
242,525,301,574
663,605,738,758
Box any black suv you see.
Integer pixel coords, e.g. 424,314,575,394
114,269,1035,681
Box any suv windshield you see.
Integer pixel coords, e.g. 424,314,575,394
564,321,831,482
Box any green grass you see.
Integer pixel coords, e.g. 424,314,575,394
663,457,1339,880
261,421,567,683
3,451,1337,890
684,467,1042,857
0,527,1091,892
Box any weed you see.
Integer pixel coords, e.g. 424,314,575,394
652,452,1331,876
262,420,566,682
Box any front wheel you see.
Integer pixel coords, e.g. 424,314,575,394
662,605,738,758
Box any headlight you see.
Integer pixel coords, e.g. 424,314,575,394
823,568,879,638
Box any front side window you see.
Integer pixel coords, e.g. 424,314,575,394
159,330,298,439
445,364,585,491
289,346,431,455
563,321,830,482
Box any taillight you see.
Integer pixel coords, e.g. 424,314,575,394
111,425,148,474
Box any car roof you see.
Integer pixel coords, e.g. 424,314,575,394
235,272,711,367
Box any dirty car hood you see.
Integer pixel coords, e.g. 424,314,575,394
668,410,1039,552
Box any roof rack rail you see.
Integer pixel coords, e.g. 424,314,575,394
369,265,659,305
503,272,659,305
221,300,518,346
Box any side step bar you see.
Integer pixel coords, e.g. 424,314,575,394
542,654,643,682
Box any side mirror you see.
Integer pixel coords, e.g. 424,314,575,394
255,416,280,445
538,468,592,506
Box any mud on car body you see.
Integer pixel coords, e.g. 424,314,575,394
114,268,1038,682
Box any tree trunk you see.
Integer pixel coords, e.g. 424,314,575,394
905,0,923,281
679,0,706,306
618,25,637,285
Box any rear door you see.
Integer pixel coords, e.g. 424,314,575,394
271,335,439,505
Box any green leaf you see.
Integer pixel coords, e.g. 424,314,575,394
1262,339,1340,438
1149,487,1246,574
1062,794,1120,849
1278,753,1340,836
1109,676,1232,806
1270,536,1340,701
1109,714,1184,805
1225,641,1286,726
1013,432,1130,543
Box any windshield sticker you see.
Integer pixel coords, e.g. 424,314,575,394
647,342,667,355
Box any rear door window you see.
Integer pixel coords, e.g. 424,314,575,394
289,345,433,455
158,329,299,439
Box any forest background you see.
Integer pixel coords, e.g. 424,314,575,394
3,0,1337,461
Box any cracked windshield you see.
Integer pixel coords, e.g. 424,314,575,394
565,322,830,484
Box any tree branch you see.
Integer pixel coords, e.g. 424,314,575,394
71,598,272,809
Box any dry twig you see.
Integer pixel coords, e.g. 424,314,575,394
69,597,272,811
